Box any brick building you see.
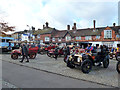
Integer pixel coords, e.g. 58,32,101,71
33,22,57,44
34,21,120,48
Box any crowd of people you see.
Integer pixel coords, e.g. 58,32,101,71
12,42,120,63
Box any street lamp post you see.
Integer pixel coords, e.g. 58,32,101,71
27,25,31,41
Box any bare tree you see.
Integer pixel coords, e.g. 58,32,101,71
0,8,15,32
0,22,15,32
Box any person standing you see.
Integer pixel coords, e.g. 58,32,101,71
54,47,59,60
20,43,29,63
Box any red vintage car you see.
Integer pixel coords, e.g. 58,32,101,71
47,47,64,58
11,46,39,60
45,45,56,51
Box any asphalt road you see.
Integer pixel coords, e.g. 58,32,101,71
2,61,113,88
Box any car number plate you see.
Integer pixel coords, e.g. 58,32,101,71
77,58,80,62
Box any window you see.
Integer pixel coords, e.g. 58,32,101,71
104,30,112,38
58,38,61,42
66,36,71,41
76,36,81,40
37,35,40,38
6,39,11,42
96,36,100,39
2,39,5,42
45,37,50,41
119,29,120,34
52,38,55,41
85,36,91,40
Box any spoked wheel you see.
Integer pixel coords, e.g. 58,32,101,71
29,53,36,59
64,56,67,63
11,53,18,60
51,54,55,58
67,60,75,69
116,61,120,74
116,54,120,61
47,52,51,57
40,51,44,55
103,58,109,68
81,60,92,74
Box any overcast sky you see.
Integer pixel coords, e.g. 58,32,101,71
0,0,119,32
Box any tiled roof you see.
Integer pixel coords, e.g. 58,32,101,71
52,30,67,38
33,27,55,35
52,26,120,38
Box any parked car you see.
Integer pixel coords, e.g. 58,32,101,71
47,47,64,58
64,48,85,63
65,48,109,74
11,45,38,60
38,46,47,55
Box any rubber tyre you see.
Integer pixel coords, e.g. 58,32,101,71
64,56,67,63
116,54,120,61
116,61,120,74
67,61,75,69
40,51,44,55
47,52,51,57
81,60,92,74
29,53,36,59
11,53,18,60
103,58,109,68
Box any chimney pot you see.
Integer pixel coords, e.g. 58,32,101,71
93,20,96,30
67,25,70,30
73,23,76,30
113,23,116,27
46,22,49,28
43,25,45,29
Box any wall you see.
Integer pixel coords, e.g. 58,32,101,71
40,34,51,42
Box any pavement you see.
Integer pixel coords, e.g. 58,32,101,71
0,53,120,88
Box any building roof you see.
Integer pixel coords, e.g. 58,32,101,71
52,30,67,38
33,27,56,35
51,25,120,38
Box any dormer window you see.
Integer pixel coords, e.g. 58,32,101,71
104,30,112,39
66,36,71,41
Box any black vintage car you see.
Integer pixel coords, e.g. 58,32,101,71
66,46,110,74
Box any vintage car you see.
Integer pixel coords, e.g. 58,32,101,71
64,48,85,63
38,45,56,55
11,45,38,60
47,47,64,58
38,46,47,55
66,48,109,74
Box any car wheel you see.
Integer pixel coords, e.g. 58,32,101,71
40,51,44,55
47,52,51,57
29,53,36,59
116,54,120,61
81,60,92,74
67,61,75,69
11,53,18,60
64,56,67,63
103,58,109,68
116,61,120,74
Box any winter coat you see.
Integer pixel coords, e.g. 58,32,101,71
54,48,58,54
22,44,28,55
